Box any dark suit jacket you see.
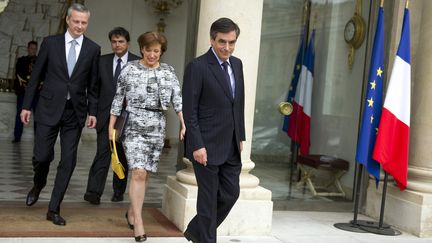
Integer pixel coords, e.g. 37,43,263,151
14,55,37,96
23,34,100,127
183,48,245,165
95,52,140,132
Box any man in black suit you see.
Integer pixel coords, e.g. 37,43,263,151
84,27,139,205
20,3,100,226
182,18,245,243
12,41,38,143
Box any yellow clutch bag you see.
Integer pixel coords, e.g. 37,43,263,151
110,129,125,179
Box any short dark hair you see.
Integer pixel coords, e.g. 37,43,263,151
137,31,167,55
28,41,37,47
108,27,130,42
210,17,240,40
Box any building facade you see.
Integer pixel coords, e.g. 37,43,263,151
0,0,431,237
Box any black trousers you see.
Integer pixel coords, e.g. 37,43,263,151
32,103,82,213
186,139,242,243
85,121,128,197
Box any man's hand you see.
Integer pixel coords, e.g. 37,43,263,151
240,141,243,152
20,109,32,125
193,148,207,166
87,115,97,128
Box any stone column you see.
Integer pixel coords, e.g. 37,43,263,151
162,0,273,235
405,0,432,194
365,0,432,237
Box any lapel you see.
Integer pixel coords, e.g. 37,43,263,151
206,49,234,102
58,35,69,78
106,53,115,86
127,52,138,61
230,57,240,100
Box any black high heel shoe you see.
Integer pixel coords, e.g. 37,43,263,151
134,234,147,242
125,212,134,230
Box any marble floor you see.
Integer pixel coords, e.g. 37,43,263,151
1,211,431,243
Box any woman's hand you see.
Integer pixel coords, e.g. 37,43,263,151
109,127,114,140
179,124,186,140
108,114,118,141
177,111,186,141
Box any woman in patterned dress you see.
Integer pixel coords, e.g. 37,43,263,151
109,31,185,242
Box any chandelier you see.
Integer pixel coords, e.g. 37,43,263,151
144,0,183,32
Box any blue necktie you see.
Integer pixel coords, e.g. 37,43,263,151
114,58,122,82
221,61,234,97
67,40,77,77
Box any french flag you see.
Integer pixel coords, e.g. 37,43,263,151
288,30,315,155
373,8,410,191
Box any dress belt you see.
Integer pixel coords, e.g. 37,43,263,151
144,107,163,112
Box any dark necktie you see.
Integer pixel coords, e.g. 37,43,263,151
221,61,234,97
114,58,122,82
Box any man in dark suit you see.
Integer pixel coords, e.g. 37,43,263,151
20,3,100,226
84,27,139,205
12,41,38,143
182,18,245,243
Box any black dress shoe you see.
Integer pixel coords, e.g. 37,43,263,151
111,193,124,202
125,212,134,230
46,211,66,226
26,187,41,206
11,138,21,143
134,234,147,242
84,192,100,205
184,230,199,243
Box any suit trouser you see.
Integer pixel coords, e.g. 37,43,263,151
32,103,82,213
186,139,242,243
13,94,24,140
86,121,128,196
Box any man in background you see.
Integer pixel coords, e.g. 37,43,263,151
12,41,38,143
84,27,139,205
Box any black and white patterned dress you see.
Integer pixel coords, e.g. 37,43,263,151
111,60,182,172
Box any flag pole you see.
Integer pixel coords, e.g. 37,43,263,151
359,172,401,235
334,164,367,232
379,172,389,228
362,0,411,235
288,142,298,199
288,0,311,199
334,0,384,233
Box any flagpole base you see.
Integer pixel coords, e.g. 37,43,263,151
334,222,367,233
352,219,390,229
359,225,402,236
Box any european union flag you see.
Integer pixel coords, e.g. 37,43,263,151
355,6,384,184
282,27,307,133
